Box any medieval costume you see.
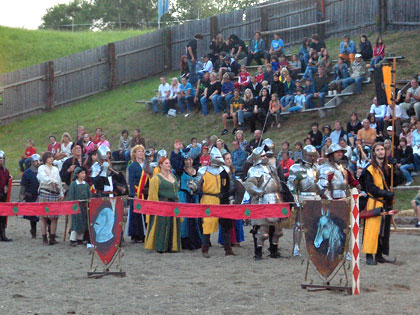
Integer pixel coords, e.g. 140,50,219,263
0,150,12,242
145,173,181,252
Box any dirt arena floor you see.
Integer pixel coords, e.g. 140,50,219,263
1,216,419,315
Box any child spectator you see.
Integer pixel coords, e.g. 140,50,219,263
294,142,303,161
266,33,284,63
410,190,420,227
371,36,385,67
263,63,274,84
235,65,251,90
304,78,316,108
280,75,297,108
271,55,280,72
359,34,373,61
279,68,289,83
400,122,413,146
269,93,282,129
82,133,95,157
19,139,36,173
289,88,306,112
221,73,235,109
260,81,271,96
279,55,289,70
92,128,102,144
47,135,61,157
200,146,210,166
318,49,332,73
221,89,244,135
97,133,110,148
346,112,362,146
256,66,264,83
270,73,284,97
112,130,132,161
280,151,294,178
277,141,294,161
289,54,301,80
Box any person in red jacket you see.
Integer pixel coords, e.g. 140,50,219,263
19,139,36,174
280,151,294,179
370,36,385,67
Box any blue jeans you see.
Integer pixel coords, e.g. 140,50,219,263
400,163,415,182
303,66,318,80
306,92,326,108
178,95,194,112
188,59,197,86
370,55,383,66
19,158,31,172
200,95,223,115
342,77,365,94
224,94,234,108
281,95,294,107
289,105,303,112
414,154,420,172
237,110,254,125
305,94,315,109
124,150,131,162
151,97,167,113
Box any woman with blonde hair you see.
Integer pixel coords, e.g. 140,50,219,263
145,157,181,253
234,130,248,151
52,132,73,170
127,145,149,243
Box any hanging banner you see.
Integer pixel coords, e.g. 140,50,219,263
89,197,124,266
0,201,80,216
133,199,291,219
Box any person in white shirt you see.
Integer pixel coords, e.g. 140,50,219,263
369,96,386,133
197,54,213,79
150,76,171,114
53,132,73,171
164,77,181,114
384,102,409,135
400,79,420,118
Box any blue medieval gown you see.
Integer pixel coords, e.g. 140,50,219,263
128,161,148,241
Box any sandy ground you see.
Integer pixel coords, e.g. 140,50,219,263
1,215,419,315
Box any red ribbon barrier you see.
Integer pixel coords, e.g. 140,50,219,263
133,199,291,220
0,201,81,216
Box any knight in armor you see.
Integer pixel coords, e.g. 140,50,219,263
287,145,320,256
188,147,236,258
317,143,361,200
19,154,41,239
0,150,12,242
244,146,285,260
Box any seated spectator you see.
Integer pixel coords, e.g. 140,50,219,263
151,76,170,114
371,36,385,67
180,55,189,80
359,34,373,61
399,79,420,119
246,31,265,66
288,87,306,112
411,190,420,227
130,128,146,148
254,87,270,132
339,34,357,64
216,139,228,155
19,139,36,173
269,93,282,129
318,49,332,74
306,66,329,108
279,54,289,70
235,65,250,90
47,135,61,158
396,137,415,185
302,51,319,80
239,88,257,131
384,102,409,136
179,77,195,114
280,151,294,178
112,129,132,162
298,37,310,71
303,78,315,108
279,67,289,83
231,140,248,177
367,113,378,133
164,77,182,113
97,133,110,149
221,89,244,135
200,145,210,166
400,122,413,146
234,130,248,151
330,120,347,144
53,132,73,170
321,137,332,158
346,112,362,146
260,80,270,94
280,75,296,108
277,141,293,161
339,137,352,161
227,34,248,60
209,33,228,63
185,137,202,166
197,54,213,79
246,130,263,153
351,139,370,171
342,54,368,94
263,63,274,84
265,33,284,64
270,73,284,98
271,55,280,73
370,96,386,133
220,73,235,109
320,124,332,148
329,56,350,93
289,54,301,80
309,34,326,53
294,142,303,161
413,120,420,172
256,66,264,83
307,122,323,152
245,75,262,98
92,128,102,144
194,72,210,105
200,73,223,115
383,126,399,149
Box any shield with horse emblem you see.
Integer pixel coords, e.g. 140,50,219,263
303,199,350,279
89,197,124,266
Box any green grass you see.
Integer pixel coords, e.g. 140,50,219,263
1,30,420,209
0,26,152,74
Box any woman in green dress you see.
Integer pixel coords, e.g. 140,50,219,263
145,157,181,253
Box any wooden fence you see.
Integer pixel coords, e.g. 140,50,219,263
1,0,420,122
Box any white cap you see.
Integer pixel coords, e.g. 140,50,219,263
355,53,362,58
31,154,41,162
387,126,393,131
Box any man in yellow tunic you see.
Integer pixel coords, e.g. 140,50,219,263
362,142,403,265
188,147,235,258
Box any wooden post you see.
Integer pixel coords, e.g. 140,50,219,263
210,15,218,41
316,0,326,40
45,61,54,111
260,6,269,47
108,43,117,90
164,28,172,71
378,0,388,34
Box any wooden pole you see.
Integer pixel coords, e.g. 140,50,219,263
45,61,54,111
350,188,360,295
107,43,117,90
390,57,398,231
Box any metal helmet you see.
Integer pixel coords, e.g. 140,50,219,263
251,146,267,165
0,150,5,167
263,138,275,157
97,144,111,160
326,143,346,156
156,149,168,161
31,154,41,164
302,145,319,164
209,147,224,167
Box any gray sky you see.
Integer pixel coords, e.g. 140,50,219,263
1,0,71,29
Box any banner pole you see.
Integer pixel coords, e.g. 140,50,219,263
350,188,360,295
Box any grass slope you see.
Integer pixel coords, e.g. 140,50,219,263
0,26,151,74
1,30,420,209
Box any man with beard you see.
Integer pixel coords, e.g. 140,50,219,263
0,150,12,242
19,154,41,239
60,143,85,187
362,142,404,265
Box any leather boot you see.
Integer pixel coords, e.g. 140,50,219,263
201,245,210,258
0,225,12,242
224,245,236,256
49,234,58,245
30,222,37,239
366,254,377,265
42,234,48,245
375,254,394,264
254,246,263,261
269,244,281,258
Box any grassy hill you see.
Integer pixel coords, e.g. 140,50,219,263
0,26,151,74
1,30,419,209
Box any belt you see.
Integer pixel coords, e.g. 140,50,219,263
40,188,59,195
203,193,220,198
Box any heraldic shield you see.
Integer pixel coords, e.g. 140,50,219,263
89,197,124,266
303,199,351,280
